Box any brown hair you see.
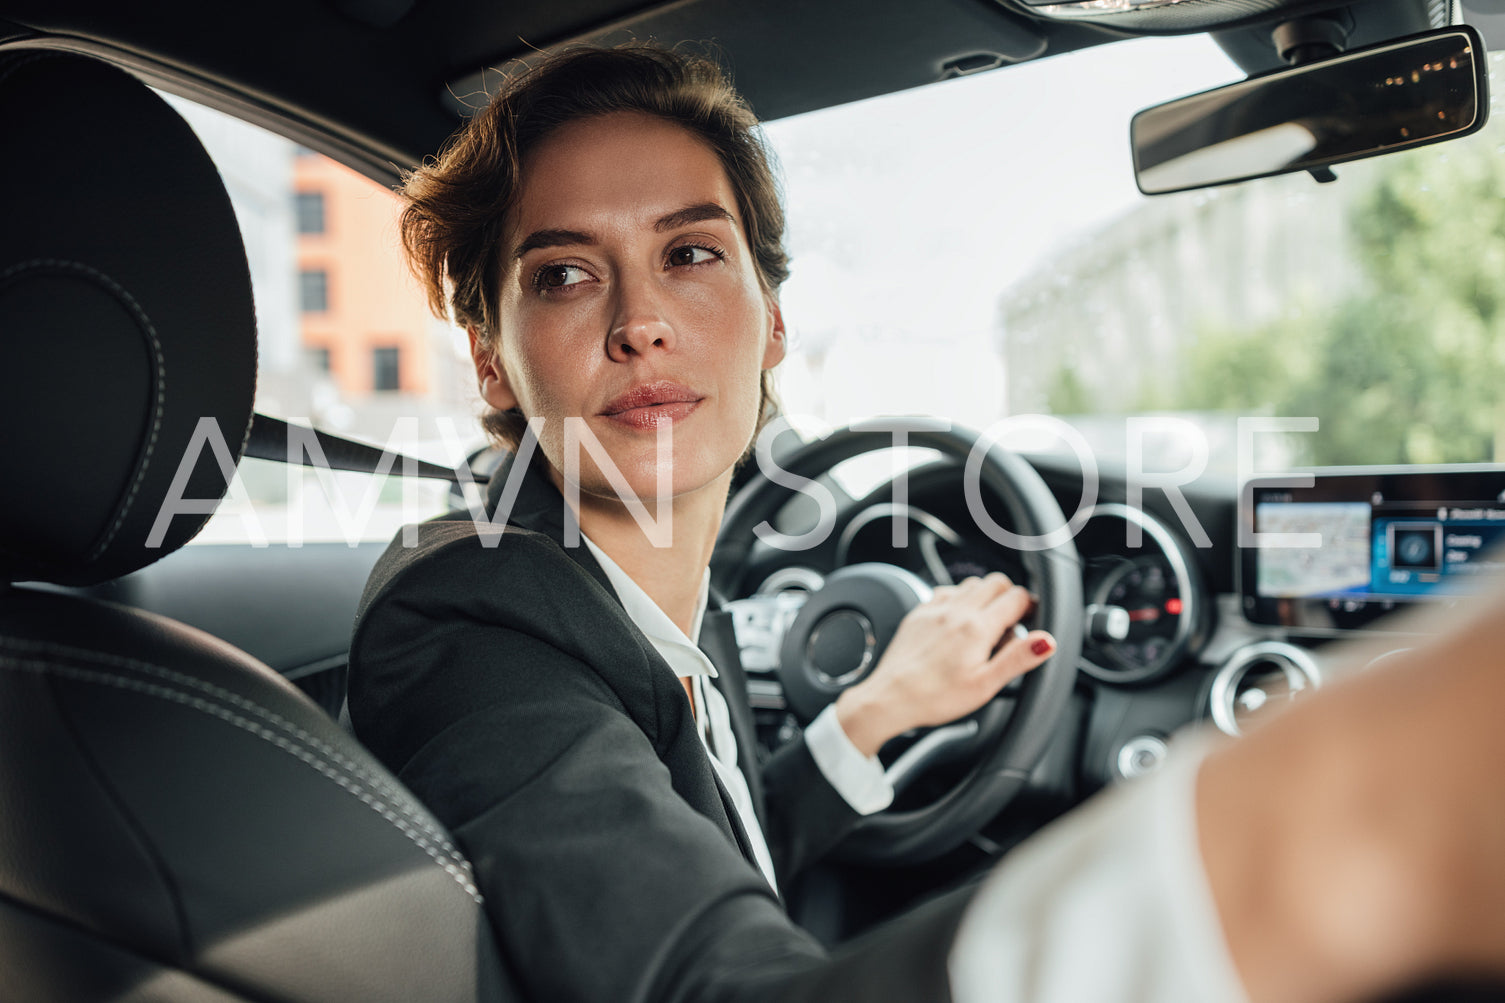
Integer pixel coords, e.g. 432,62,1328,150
398,44,787,450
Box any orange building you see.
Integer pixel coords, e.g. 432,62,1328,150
293,152,434,399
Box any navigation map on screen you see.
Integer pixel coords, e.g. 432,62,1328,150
1256,502,1371,597
1244,469,1505,628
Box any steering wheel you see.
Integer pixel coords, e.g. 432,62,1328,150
712,423,1083,865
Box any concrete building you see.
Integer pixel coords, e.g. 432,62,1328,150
1001,172,1360,418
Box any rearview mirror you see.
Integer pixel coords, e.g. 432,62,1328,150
1132,26,1488,195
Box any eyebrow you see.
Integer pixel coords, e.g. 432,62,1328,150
513,228,594,259
511,202,736,259
653,202,736,233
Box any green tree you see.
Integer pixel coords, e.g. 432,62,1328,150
1171,139,1505,465
1046,361,1093,415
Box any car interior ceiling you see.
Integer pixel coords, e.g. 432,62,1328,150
0,0,1444,179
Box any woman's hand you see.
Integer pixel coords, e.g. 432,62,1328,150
833,572,1056,758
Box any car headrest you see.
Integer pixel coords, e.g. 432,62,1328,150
0,50,258,587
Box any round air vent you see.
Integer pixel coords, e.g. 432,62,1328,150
1209,641,1321,736
1116,734,1170,779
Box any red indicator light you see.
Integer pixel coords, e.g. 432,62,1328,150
1164,597,1183,616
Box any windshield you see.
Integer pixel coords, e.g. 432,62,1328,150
766,33,1505,479
177,29,1505,543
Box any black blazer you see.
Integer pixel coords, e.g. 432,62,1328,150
347,447,976,1003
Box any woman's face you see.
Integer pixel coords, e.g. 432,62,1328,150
474,111,785,510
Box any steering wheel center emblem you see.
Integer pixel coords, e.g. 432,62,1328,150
806,610,877,687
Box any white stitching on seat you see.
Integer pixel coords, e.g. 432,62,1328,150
0,635,469,872
0,258,166,563
0,651,482,904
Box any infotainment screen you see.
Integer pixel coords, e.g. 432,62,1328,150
1240,467,1505,629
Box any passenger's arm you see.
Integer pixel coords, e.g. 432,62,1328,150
1198,592,1505,1003
949,583,1505,1003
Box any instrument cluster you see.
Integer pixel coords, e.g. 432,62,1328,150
814,498,1210,687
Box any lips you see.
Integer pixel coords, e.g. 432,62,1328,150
599,380,704,430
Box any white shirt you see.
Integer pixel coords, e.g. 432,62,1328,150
581,537,1247,1003
948,727,1248,1003
581,536,893,895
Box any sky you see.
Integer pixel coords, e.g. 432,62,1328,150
760,34,1240,430
767,35,1239,339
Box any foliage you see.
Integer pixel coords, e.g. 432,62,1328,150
1167,140,1505,465
1046,360,1094,415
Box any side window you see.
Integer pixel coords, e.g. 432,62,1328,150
163,95,485,545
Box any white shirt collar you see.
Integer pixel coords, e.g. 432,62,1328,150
580,534,718,680
581,534,781,894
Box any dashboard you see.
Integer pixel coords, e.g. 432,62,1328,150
726,456,1505,825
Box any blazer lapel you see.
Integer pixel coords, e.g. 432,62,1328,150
697,607,768,830
483,435,614,595
481,438,763,867
708,767,761,873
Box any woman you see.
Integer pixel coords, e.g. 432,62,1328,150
348,44,1505,1003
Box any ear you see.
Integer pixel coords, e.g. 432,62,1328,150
761,297,787,370
469,325,518,411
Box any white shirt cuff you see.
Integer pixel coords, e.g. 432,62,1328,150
804,703,895,815
948,727,1249,1003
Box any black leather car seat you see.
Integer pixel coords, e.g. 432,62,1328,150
0,50,511,1002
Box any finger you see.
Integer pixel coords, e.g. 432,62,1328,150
952,571,1014,610
979,628,1056,690
980,584,1033,639
929,583,960,602
923,577,976,609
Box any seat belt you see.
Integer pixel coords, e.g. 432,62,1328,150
244,412,486,484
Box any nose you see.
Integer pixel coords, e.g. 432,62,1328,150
606,274,676,361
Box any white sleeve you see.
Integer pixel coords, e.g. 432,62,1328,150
803,703,895,815
948,728,1249,1003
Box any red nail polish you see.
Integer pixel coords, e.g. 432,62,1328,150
1030,637,1053,656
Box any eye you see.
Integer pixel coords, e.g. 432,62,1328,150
667,244,723,268
533,263,592,292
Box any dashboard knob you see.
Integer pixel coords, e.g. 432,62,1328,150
1086,603,1131,642
1116,734,1169,780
